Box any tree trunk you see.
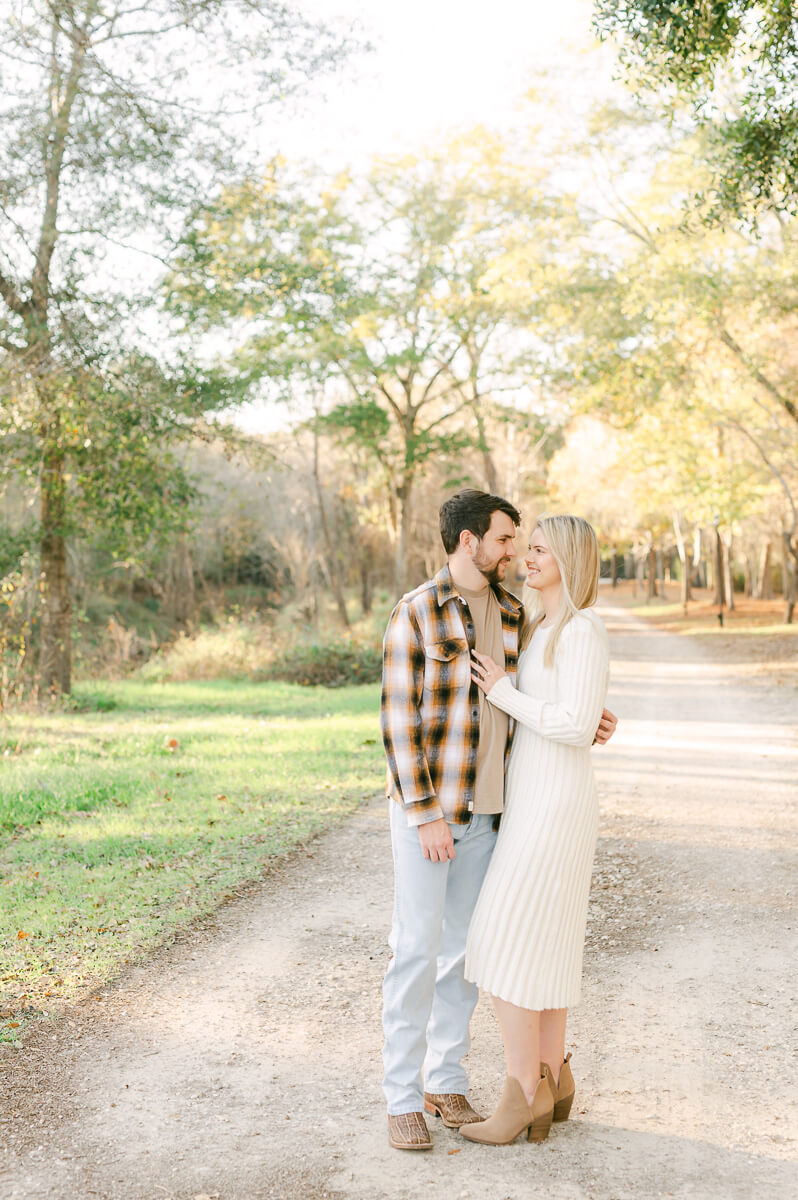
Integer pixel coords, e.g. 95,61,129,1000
9,26,89,697
672,511,692,613
39,437,71,695
783,531,797,624
358,531,375,616
713,529,726,610
311,432,349,628
473,405,498,493
394,476,414,598
360,560,373,616
634,547,645,599
681,559,690,611
647,543,657,601
743,553,754,598
610,544,618,588
466,352,499,493
165,536,196,625
691,526,703,589
756,541,772,600
723,533,735,612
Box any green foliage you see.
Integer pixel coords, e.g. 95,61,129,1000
594,1,798,219
2,358,203,549
0,527,35,576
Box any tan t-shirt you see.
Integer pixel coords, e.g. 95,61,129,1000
459,583,508,814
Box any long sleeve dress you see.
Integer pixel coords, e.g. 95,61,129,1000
464,608,610,1010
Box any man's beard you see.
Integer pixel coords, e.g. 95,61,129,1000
474,549,510,587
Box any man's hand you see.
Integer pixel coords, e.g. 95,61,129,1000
594,707,617,746
417,817,455,862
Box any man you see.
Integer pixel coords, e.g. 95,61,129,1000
380,489,617,1150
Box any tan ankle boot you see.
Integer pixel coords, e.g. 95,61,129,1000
543,1052,575,1122
460,1072,554,1145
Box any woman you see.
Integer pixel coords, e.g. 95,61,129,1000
461,514,610,1146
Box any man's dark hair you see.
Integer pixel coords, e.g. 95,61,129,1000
439,489,522,555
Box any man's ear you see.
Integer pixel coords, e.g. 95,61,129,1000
459,529,477,556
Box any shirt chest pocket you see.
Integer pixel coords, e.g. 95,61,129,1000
425,637,468,662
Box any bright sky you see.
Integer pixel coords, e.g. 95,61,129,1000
269,0,617,165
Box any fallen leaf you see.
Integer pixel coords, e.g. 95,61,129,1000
448,1148,461,1155
17,931,28,939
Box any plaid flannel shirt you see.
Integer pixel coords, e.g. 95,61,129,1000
380,563,522,826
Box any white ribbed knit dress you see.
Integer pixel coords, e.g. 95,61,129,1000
465,608,610,1010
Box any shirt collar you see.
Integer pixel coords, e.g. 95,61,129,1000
434,562,522,616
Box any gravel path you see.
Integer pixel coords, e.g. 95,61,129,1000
2,602,797,1200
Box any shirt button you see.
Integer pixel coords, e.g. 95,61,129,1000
471,708,479,719
468,802,474,811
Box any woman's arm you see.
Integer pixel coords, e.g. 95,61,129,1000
475,619,609,747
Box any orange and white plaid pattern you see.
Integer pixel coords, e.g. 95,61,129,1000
380,564,522,826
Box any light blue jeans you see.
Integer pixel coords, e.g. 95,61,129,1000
381,801,498,1115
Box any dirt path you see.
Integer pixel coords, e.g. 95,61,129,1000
2,603,797,1200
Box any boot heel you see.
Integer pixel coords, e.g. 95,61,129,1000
553,1094,574,1122
423,1101,439,1118
527,1112,553,1143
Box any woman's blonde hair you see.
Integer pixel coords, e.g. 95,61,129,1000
519,513,600,667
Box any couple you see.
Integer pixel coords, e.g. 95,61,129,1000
379,489,617,1149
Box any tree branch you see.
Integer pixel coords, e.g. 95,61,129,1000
420,401,469,436
725,416,797,537
377,380,404,420
420,346,461,404
0,269,27,316
718,327,798,425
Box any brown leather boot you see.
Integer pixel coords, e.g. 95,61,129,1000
459,1072,554,1145
387,1111,433,1150
424,1092,483,1127
543,1053,575,1122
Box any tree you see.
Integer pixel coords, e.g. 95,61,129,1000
0,0,353,692
593,1,798,220
169,135,583,594
542,106,798,619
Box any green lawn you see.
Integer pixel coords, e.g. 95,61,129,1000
0,679,383,1039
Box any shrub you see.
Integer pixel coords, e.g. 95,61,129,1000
0,558,41,706
265,634,382,687
138,611,383,688
140,615,274,682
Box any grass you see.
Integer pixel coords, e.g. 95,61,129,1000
0,678,383,1040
